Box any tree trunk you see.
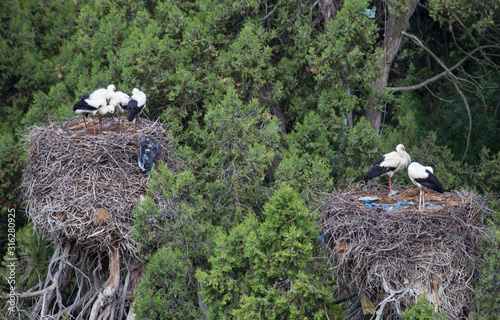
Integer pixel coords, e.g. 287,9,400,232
365,0,418,133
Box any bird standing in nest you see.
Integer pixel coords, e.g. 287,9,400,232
108,91,130,132
364,144,411,196
127,88,147,131
73,84,116,134
408,162,444,210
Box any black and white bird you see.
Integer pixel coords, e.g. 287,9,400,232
364,144,411,196
138,138,161,174
73,84,116,134
408,162,444,209
127,88,147,130
108,91,130,131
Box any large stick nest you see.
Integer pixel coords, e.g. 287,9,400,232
318,184,492,319
22,117,180,254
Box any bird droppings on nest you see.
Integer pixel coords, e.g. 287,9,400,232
318,183,492,319
22,116,180,253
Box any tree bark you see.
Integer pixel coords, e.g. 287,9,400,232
365,0,418,133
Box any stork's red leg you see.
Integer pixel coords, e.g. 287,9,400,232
82,114,88,133
389,177,392,196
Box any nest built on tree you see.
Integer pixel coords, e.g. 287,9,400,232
19,116,179,320
319,184,491,319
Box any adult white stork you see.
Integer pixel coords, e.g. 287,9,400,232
73,84,116,134
108,91,130,131
364,144,411,196
127,88,147,130
408,162,444,209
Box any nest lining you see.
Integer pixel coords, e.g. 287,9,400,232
22,117,179,253
318,184,491,319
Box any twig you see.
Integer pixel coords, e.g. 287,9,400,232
401,31,472,164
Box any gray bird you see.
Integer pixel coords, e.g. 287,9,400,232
138,138,161,174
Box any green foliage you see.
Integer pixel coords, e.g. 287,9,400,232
3,0,500,317
406,131,464,190
1,223,53,294
474,148,500,194
472,240,500,319
402,295,448,320
472,209,500,320
339,117,381,183
134,246,203,320
197,185,340,319
132,164,208,258
194,84,281,222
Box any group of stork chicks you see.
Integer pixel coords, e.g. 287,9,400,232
73,85,160,174
363,144,445,210
73,84,146,134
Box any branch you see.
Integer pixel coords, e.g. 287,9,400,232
386,45,500,92
0,285,54,300
452,13,500,75
399,31,472,164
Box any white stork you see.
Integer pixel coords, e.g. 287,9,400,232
73,84,116,134
364,144,411,196
408,162,444,209
108,91,130,131
127,88,147,130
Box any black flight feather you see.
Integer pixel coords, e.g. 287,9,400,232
415,169,444,193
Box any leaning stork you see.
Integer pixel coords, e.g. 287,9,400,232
91,84,116,102
127,88,147,130
364,144,411,196
72,84,116,134
108,91,130,131
408,162,444,209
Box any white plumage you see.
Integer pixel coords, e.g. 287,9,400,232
73,84,116,134
108,91,130,131
408,162,444,209
127,88,147,130
90,84,116,102
364,144,411,196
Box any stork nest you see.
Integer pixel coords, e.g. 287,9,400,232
318,183,492,319
22,117,180,253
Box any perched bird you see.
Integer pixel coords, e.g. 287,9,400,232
90,84,116,103
73,84,116,134
408,162,444,209
96,104,116,133
364,144,411,196
138,138,161,174
108,91,130,131
127,88,147,130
